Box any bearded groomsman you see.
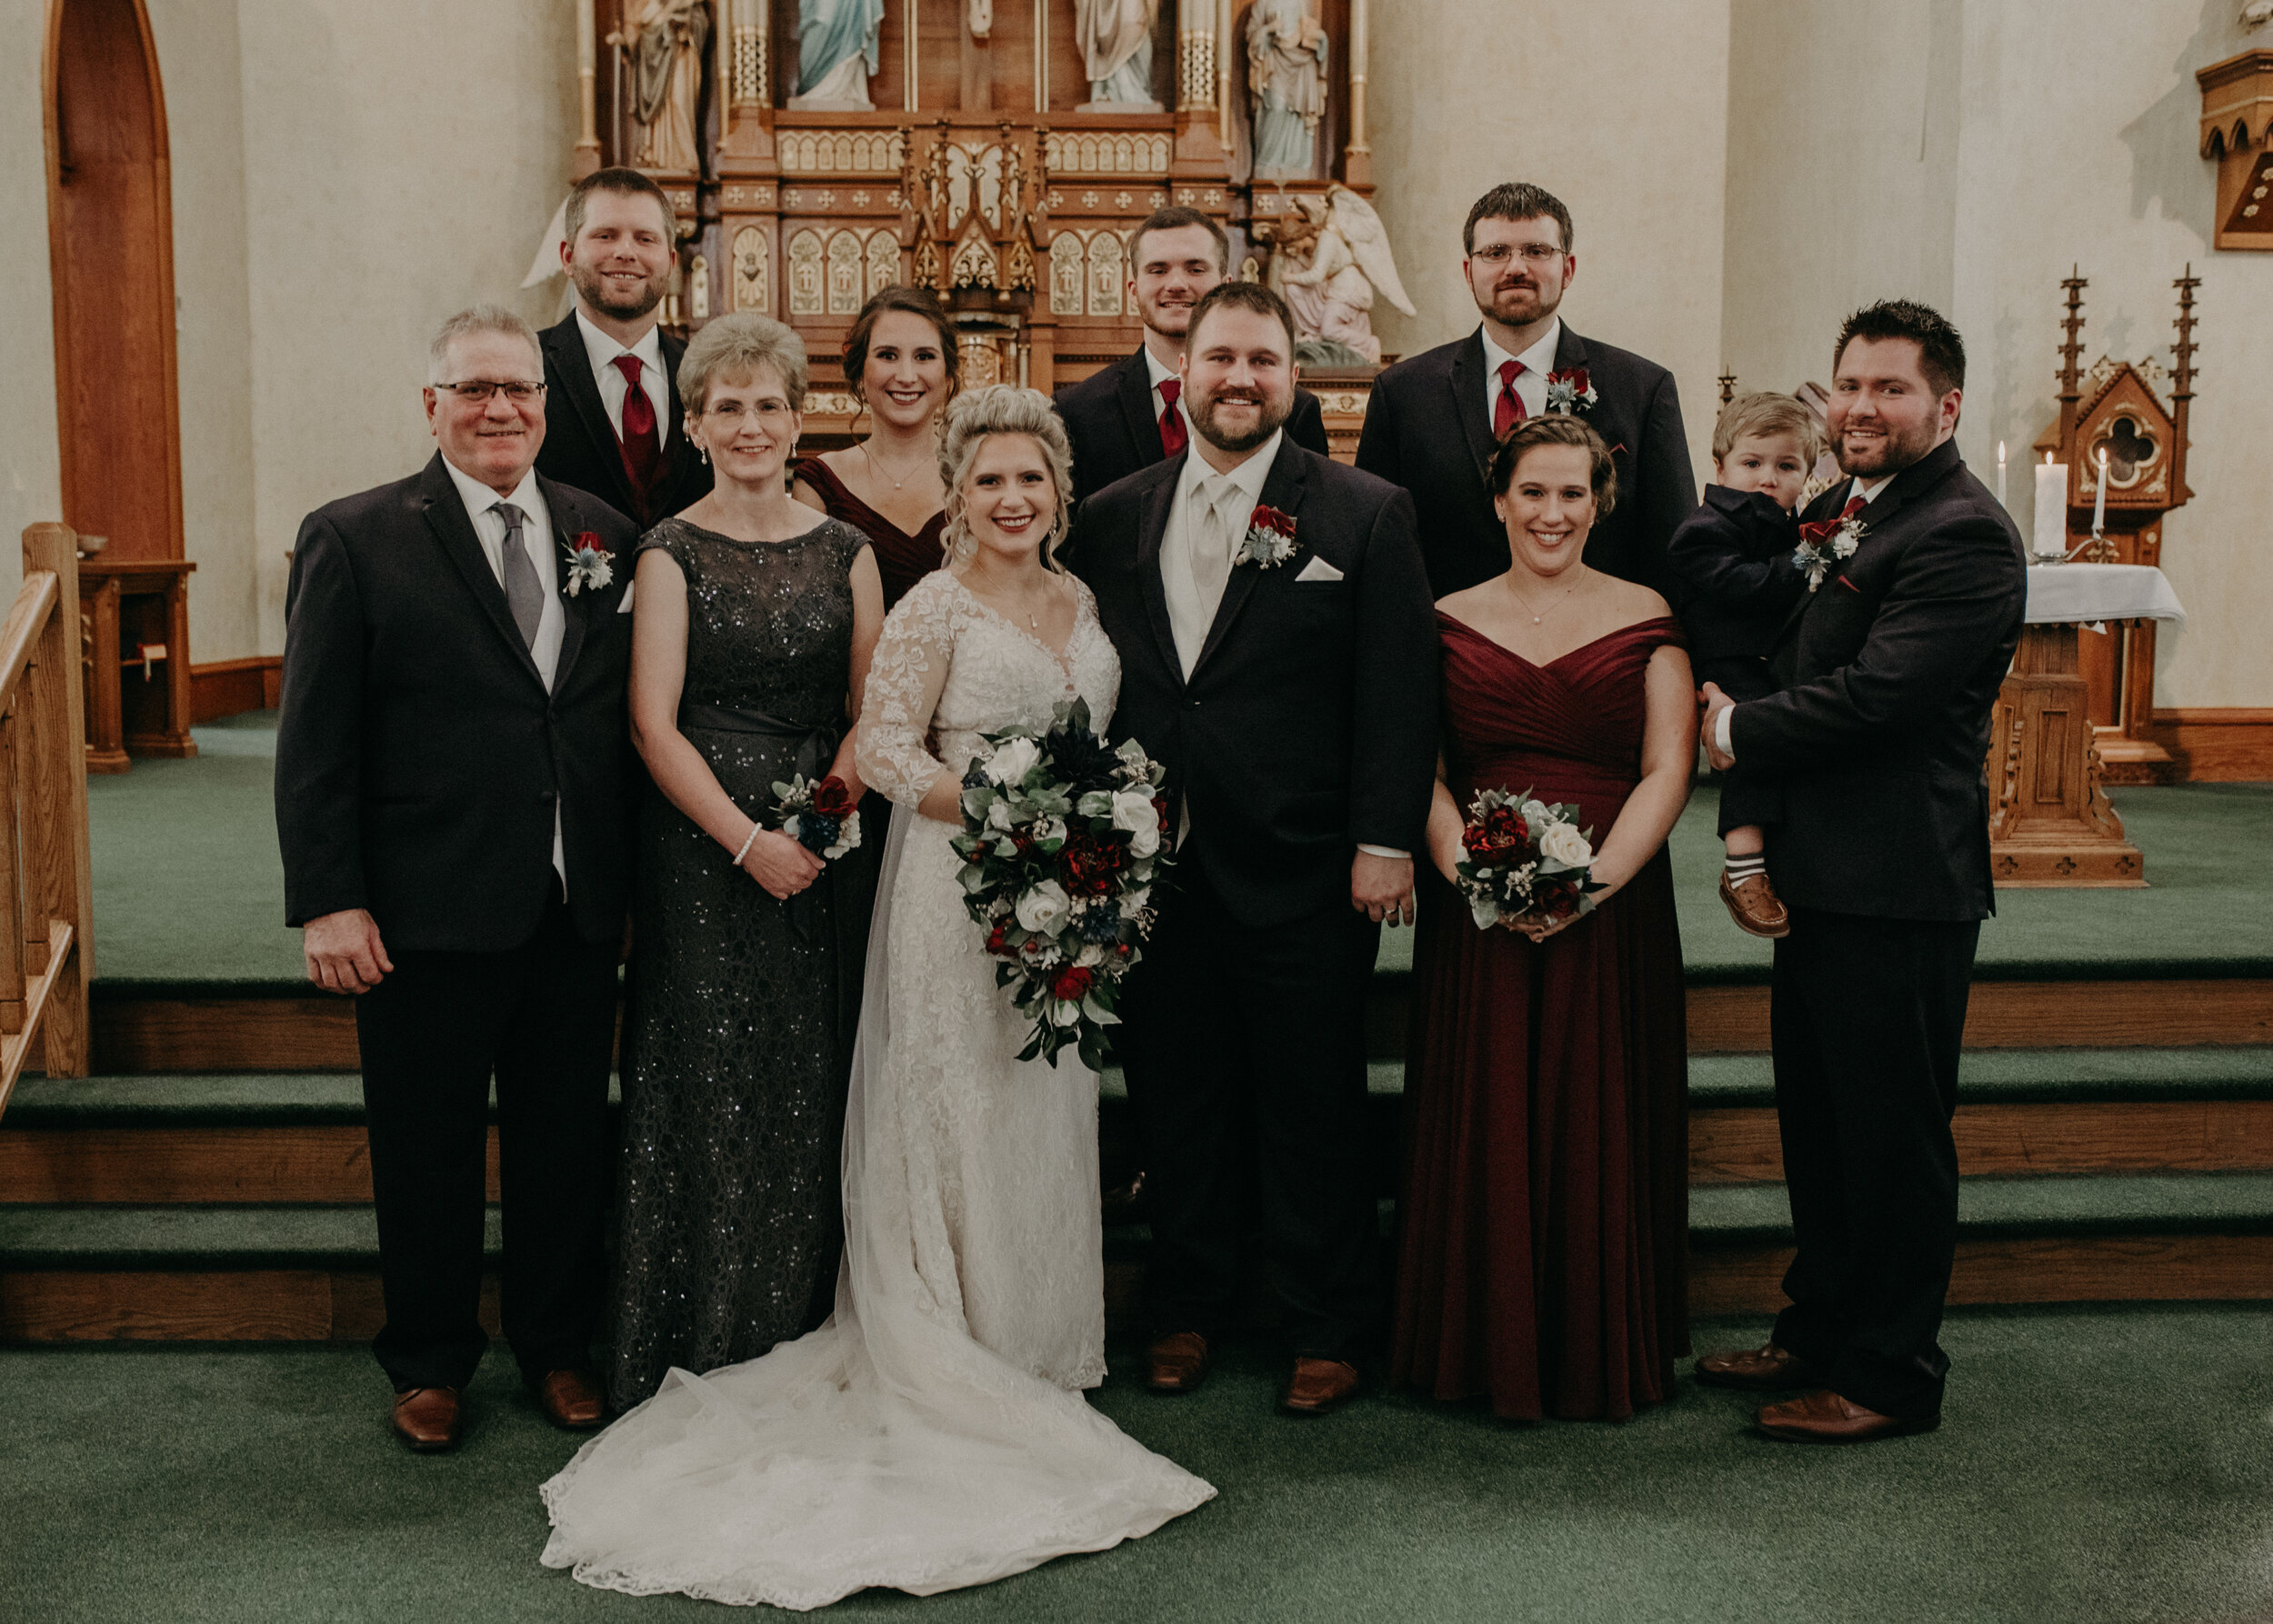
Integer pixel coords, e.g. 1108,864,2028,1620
1356,182,1694,596
1057,206,1329,505
536,167,713,526
277,307,639,1452
1696,301,2026,1443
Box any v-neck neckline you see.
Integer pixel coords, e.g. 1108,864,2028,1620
953,573,1081,675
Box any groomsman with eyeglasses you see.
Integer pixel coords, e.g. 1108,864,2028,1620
1355,182,1695,597
536,166,713,527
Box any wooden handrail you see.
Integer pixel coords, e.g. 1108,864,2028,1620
0,523,94,1123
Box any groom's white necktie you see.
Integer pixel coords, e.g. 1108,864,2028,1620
1188,475,1236,623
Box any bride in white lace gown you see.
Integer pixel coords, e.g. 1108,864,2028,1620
540,386,1213,1609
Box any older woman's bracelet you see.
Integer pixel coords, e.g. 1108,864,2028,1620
732,822,762,866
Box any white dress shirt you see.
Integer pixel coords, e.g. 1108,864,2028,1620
441,456,568,887
576,309,670,445
1714,473,1895,761
1142,345,1191,446
1479,317,1562,426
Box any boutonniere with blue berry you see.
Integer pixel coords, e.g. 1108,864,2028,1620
1542,368,1598,415
1792,509,1867,591
563,531,614,596
1234,504,1300,569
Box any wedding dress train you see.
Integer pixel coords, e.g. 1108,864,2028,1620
539,571,1213,1609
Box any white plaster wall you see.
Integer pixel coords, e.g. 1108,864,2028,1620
1367,0,1734,479
0,0,64,608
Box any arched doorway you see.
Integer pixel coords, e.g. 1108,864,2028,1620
43,0,184,565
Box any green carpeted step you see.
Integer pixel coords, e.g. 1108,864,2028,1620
1687,1047,2273,1108
1690,1171,2273,1247
0,1205,502,1270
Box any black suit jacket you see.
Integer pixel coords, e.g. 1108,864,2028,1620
1730,439,2027,922
1066,438,1438,930
1667,484,1807,688
1354,324,1695,597
1056,347,1331,506
275,454,641,952
535,314,713,526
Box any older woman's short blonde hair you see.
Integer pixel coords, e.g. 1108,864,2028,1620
938,385,1077,568
678,312,809,415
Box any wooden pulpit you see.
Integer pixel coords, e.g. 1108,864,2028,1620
78,557,195,774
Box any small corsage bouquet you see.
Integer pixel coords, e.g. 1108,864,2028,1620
1543,368,1598,415
770,773,862,861
1454,786,1604,930
1234,503,1299,569
950,697,1171,1069
1792,507,1867,591
563,531,614,596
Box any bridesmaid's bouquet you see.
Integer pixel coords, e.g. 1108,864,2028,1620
1454,787,1604,930
770,773,863,861
950,697,1170,1070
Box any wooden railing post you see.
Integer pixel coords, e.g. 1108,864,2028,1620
22,523,91,1077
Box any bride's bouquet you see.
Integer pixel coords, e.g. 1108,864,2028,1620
1454,786,1604,930
769,773,862,861
950,698,1170,1069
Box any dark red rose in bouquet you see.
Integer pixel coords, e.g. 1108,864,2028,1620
1051,965,1094,1002
811,776,856,817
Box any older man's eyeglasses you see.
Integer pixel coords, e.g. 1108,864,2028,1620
435,380,547,404
1469,244,1564,267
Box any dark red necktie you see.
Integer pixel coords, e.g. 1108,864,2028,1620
1493,358,1527,438
1157,377,1188,456
1798,494,1867,549
613,354,664,517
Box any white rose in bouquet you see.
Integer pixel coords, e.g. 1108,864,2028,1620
1538,822,1593,869
1014,879,1070,933
985,737,1041,787
1110,789,1161,857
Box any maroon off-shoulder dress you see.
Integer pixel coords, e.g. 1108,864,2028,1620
794,456,946,612
1390,613,1691,1421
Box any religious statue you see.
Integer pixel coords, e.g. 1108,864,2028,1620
616,0,710,174
2246,0,2273,27
1259,187,1412,367
1247,0,1327,177
1075,0,1162,111
787,0,886,110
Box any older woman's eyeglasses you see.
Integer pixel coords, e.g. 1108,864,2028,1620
704,401,793,424
435,380,547,404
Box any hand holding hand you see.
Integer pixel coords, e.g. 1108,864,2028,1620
741,827,826,900
304,907,393,995
1351,850,1416,927
1699,682,1736,772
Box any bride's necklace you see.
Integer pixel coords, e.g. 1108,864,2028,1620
967,562,1051,629
1507,566,1585,627
860,438,931,493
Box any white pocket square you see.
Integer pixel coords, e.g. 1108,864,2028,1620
616,580,636,613
1295,556,1345,583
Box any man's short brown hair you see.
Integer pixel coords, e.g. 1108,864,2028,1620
1463,182,1575,256
1835,299,1967,397
1184,280,1297,356
1128,206,1229,276
565,166,676,246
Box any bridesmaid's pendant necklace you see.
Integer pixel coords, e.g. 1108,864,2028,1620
1507,567,1585,626
861,439,929,493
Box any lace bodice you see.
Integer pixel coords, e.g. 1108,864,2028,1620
856,568,1120,805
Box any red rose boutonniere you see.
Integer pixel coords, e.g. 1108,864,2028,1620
1542,369,1598,415
1234,503,1299,569
563,531,613,597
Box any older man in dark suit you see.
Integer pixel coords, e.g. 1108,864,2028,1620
276,306,640,1452
535,166,713,527
1355,182,1695,596
1695,301,2027,1444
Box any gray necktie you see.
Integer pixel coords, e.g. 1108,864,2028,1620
493,501,543,650
1190,479,1233,614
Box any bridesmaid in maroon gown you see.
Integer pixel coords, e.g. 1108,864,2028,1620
792,287,955,609
1392,416,1697,1422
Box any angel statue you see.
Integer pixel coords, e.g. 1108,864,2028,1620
616,0,710,173
1261,188,1413,366
1075,0,1162,109
1246,0,1327,177
788,0,886,110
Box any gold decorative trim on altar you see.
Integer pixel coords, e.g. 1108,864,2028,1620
780,129,908,175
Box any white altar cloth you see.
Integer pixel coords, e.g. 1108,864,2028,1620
2024,562,2187,627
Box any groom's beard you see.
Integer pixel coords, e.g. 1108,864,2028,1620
1190,386,1293,455
1835,414,1938,477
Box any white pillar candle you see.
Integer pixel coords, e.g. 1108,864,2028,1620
2033,456,2067,560
1997,441,2007,508
2091,446,2109,536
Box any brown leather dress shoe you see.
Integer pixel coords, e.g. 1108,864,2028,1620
1694,1342,1819,1392
1280,1357,1360,1416
391,1387,462,1452
1719,870,1791,938
1754,1388,1940,1444
536,1368,606,1431
1146,1331,1210,1394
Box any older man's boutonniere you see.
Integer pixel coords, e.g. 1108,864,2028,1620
1792,508,1867,591
1542,368,1598,415
1234,503,1300,569
563,531,614,596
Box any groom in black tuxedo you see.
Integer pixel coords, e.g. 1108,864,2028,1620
1355,181,1694,596
1067,282,1437,1415
276,306,638,1452
1697,301,2026,1443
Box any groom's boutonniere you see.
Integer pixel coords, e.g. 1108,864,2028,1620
1792,510,1867,591
563,531,614,596
1234,504,1299,569
1542,368,1598,415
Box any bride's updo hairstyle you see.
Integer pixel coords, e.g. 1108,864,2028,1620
1489,413,1618,516
937,385,1077,569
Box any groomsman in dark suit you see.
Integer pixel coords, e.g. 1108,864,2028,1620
1696,301,2026,1443
1068,282,1437,1417
1056,205,1330,505
535,166,713,527
276,307,640,1452
1355,182,1695,596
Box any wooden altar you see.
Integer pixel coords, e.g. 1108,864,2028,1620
1987,620,2143,887
78,557,195,775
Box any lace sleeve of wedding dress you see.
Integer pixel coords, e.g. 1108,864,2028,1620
856,572,957,807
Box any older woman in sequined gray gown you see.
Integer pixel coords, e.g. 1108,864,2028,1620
610,313,885,1409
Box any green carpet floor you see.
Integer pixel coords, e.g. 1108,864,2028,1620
86,713,2273,987
4,1311,2269,1623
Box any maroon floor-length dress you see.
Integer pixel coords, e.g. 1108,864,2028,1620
1390,612,1691,1422
794,456,946,612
